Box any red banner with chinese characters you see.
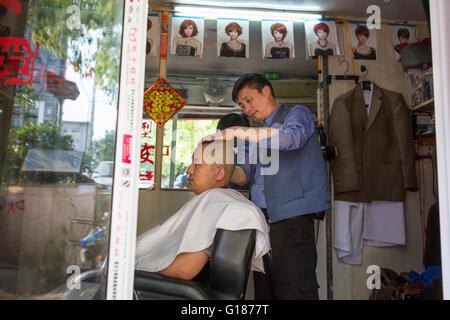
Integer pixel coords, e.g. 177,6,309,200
0,38,39,85
159,13,169,60
0,0,22,15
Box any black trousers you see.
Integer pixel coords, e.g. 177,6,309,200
253,211,319,300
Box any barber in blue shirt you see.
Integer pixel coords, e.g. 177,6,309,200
202,73,331,299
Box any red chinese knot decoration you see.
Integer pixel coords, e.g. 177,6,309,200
143,78,186,127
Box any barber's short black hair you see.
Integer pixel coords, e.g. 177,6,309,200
232,73,276,103
216,113,250,130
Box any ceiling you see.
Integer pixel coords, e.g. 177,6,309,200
144,0,427,105
149,0,427,21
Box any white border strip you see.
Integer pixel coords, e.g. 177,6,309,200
107,0,147,300
430,0,450,300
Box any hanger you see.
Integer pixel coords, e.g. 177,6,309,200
359,65,372,91
362,81,372,91
320,62,368,88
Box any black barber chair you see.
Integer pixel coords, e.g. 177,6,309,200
133,228,256,300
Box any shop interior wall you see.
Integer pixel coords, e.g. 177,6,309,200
137,18,320,239
326,19,435,300
135,17,434,300
137,18,325,299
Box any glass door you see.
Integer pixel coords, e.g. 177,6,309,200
0,0,126,299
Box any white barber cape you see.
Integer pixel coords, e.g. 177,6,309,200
135,188,271,274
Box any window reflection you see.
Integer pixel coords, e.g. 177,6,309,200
161,116,219,189
0,0,124,299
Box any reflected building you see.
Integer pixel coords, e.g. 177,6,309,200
10,26,79,129
61,121,89,152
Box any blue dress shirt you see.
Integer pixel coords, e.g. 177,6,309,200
241,104,316,208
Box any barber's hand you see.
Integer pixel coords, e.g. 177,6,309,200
201,129,233,143
201,133,219,143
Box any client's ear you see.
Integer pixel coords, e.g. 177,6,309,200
215,166,226,182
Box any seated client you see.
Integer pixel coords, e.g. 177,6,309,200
135,140,270,280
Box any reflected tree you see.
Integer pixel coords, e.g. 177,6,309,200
27,0,124,101
3,122,74,184
161,119,218,185
82,129,115,175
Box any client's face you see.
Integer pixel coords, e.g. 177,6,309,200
187,146,216,195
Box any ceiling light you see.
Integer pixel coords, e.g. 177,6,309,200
174,0,322,12
173,5,323,21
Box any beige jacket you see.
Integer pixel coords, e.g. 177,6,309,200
329,84,418,202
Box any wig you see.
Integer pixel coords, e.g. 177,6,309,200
225,22,242,36
313,22,329,35
270,23,287,40
355,24,370,38
147,18,152,31
179,19,198,37
397,28,410,39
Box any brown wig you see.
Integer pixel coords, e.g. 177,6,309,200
179,19,198,37
225,22,242,36
270,23,287,40
313,22,329,35
355,24,370,38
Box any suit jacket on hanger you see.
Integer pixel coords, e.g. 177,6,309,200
329,83,418,202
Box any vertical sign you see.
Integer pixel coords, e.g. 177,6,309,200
107,0,147,300
139,119,156,188
159,13,168,60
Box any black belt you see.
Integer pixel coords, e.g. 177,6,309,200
259,208,325,221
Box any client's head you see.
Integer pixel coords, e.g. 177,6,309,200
187,140,236,194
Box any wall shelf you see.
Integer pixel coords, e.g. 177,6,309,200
412,98,434,113
417,134,436,146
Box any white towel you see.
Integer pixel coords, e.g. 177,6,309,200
135,188,271,273
333,200,405,265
